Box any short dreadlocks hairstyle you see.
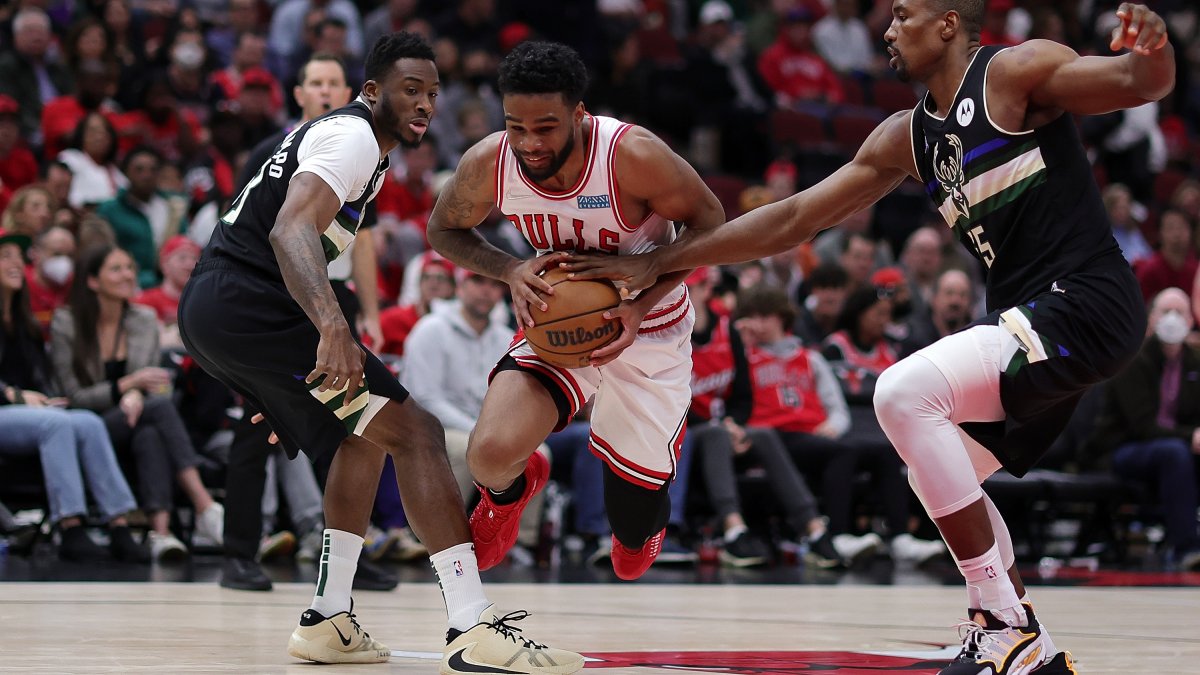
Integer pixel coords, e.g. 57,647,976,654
498,41,589,105
364,31,435,83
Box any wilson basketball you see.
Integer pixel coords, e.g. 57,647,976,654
525,267,622,369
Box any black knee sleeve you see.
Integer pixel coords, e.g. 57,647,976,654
603,466,671,549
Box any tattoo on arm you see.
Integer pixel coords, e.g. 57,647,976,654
427,147,521,280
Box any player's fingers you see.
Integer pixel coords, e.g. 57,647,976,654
251,413,265,425
268,432,279,445
306,367,323,387
529,275,556,296
524,284,549,312
512,299,534,329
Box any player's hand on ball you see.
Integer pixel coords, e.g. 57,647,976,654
560,252,661,297
1110,3,1168,55
504,252,568,329
586,300,644,367
310,323,367,408
250,412,280,445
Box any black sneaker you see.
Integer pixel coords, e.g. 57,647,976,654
939,603,1051,674
804,531,846,569
109,525,151,563
719,531,770,567
221,556,273,591
352,552,399,591
58,525,107,561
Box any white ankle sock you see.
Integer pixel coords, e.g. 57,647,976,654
957,543,1025,626
430,543,491,632
310,529,362,616
724,524,748,544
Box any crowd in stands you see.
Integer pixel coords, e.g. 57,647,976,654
1,0,1199,575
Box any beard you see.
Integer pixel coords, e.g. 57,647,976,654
515,131,575,181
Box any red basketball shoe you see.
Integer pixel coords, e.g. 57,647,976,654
469,451,550,570
611,528,665,580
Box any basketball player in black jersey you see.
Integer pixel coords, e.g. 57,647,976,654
564,3,1173,673
178,33,582,674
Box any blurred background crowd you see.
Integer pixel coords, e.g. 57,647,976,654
1,0,1199,582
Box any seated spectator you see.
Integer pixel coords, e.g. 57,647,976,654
1092,288,1200,571
794,263,849,346
50,245,223,561
379,251,456,357
402,270,550,559
0,229,148,563
1137,209,1197,303
812,0,879,75
210,33,284,113
1,184,55,239
0,95,38,214
1103,183,1152,267
0,8,71,147
97,147,190,288
688,268,839,567
757,7,844,108
736,286,896,564
901,269,975,357
25,225,76,335
898,226,943,316
41,161,73,215
134,235,201,348
40,59,121,162
114,73,202,166
58,112,127,210
376,137,439,302
821,285,945,563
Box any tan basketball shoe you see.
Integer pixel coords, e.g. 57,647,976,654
441,604,583,674
287,604,390,664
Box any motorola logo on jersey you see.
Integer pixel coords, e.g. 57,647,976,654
956,98,975,126
545,322,616,348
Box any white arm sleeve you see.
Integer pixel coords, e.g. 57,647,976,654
810,350,851,437
293,116,379,205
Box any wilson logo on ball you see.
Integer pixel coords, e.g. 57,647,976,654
545,322,617,348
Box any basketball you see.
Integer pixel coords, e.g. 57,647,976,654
524,267,622,369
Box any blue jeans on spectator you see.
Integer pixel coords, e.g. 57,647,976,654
544,421,608,536
1113,437,1200,552
0,405,138,523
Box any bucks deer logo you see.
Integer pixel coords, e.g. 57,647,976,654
933,134,971,223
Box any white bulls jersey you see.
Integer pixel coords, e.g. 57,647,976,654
495,114,688,333
494,115,694,488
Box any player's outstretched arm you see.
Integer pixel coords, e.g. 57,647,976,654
1002,4,1173,117
427,134,565,328
563,111,916,291
270,172,363,406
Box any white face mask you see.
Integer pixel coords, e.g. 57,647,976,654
171,42,205,69
40,255,73,286
1154,310,1191,346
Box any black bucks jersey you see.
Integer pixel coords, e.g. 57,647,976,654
911,45,1129,313
204,98,390,282
910,46,1145,476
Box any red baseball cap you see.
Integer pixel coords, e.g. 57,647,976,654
241,67,276,90
160,235,201,261
418,251,455,277
871,266,906,289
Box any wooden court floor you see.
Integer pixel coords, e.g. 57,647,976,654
1,582,1197,673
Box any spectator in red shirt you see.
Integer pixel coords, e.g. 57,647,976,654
134,235,201,348
1139,210,1199,304
376,137,438,303
25,225,76,335
757,7,844,108
979,0,1020,46
40,59,123,161
378,252,456,357
210,33,284,113
115,74,202,165
0,96,38,215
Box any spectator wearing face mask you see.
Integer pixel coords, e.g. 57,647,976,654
1092,288,1200,571
25,225,77,335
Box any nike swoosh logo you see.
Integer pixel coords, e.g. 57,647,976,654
447,647,523,674
505,191,532,200
331,622,353,647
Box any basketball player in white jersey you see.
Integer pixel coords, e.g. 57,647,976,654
427,41,725,579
